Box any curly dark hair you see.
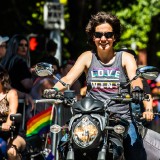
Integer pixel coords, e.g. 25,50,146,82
86,11,121,47
0,65,11,92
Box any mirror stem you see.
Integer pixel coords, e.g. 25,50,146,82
67,84,70,90
123,75,139,88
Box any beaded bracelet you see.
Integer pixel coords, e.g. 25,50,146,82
145,108,153,112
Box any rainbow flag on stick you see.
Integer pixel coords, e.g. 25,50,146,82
26,106,53,137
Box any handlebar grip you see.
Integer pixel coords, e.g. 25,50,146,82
43,88,57,99
0,124,16,132
111,94,149,103
111,97,132,102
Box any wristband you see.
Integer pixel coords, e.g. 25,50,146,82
53,87,59,92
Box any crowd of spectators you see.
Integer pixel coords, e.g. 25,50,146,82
0,34,82,159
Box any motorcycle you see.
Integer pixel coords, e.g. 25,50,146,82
0,113,51,160
34,62,159,160
0,113,22,160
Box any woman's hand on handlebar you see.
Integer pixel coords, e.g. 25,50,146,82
43,88,58,99
142,109,154,121
131,86,144,103
1,123,11,131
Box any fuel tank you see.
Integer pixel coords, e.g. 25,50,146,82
72,97,105,114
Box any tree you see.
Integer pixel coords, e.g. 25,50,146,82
114,0,160,67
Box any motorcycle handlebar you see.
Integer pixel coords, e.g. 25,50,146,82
0,125,16,131
0,113,22,132
45,89,149,105
110,97,133,102
0,123,18,140
110,94,149,102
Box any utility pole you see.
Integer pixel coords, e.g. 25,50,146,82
43,0,65,66
43,1,65,159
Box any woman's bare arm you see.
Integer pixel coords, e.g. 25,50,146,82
54,51,92,91
122,52,143,89
2,89,18,131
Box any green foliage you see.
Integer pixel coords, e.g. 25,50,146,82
29,1,45,26
157,51,160,57
116,0,160,49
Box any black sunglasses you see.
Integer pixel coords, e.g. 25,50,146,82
94,32,114,39
19,43,28,47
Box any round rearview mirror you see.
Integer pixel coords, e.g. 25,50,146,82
34,62,54,77
136,66,159,80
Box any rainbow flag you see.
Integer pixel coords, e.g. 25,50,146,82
26,106,53,137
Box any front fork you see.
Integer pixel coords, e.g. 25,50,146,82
66,137,74,160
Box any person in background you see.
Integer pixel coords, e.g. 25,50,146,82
43,11,150,160
30,76,55,114
36,39,60,77
30,39,61,113
0,36,9,61
0,34,34,130
0,65,26,160
43,39,59,67
31,39,60,84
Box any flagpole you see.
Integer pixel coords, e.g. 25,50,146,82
44,104,55,149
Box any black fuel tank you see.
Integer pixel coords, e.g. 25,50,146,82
72,97,104,114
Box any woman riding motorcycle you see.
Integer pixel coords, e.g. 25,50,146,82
43,11,153,160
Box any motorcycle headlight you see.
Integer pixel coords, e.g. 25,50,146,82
72,116,99,148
